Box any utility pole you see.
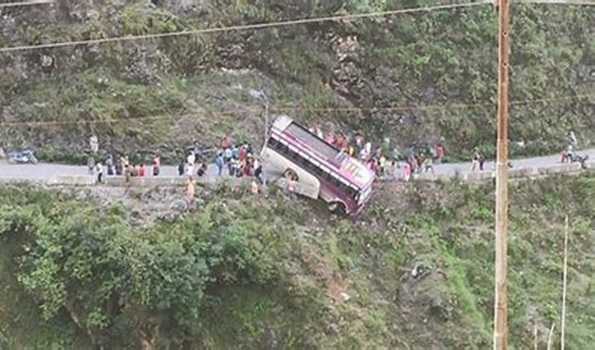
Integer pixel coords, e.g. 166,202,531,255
494,0,510,347
561,215,569,350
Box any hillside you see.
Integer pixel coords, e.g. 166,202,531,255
1,0,594,163
1,175,594,349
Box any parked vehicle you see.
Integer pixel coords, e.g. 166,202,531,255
261,116,375,216
7,150,38,164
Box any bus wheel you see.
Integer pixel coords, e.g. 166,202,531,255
328,202,346,215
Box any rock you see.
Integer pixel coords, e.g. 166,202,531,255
170,199,187,212
326,322,339,335
40,55,54,68
411,263,429,279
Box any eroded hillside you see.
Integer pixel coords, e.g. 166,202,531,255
1,175,594,349
1,0,594,163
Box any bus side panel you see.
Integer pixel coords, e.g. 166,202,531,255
261,147,321,199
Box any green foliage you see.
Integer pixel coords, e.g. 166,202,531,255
0,188,291,348
121,3,184,35
0,174,594,348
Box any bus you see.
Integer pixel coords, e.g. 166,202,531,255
261,116,375,215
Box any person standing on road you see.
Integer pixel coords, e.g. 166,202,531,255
435,143,446,164
239,144,247,162
389,159,399,179
215,152,225,176
95,162,104,184
230,156,240,177
232,144,240,160
152,154,160,176
115,157,122,176
120,155,129,175
403,161,411,182
176,158,183,176
472,149,481,172
87,156,95,175
479,154,486,171
187,151,196,168
224,147,233,166
106,154,114,176
378,155,387,177
254,157,263,184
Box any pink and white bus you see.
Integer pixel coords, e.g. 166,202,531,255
261,116,375,215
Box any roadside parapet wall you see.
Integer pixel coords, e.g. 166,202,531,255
2,161,593,187
103,176,188,187
47,175,96,186
537,163,582,176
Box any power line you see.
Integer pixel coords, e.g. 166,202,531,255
0,1,491,54
0,0,53,8
279,93,595,112
517,0,595,5
1,93,592,128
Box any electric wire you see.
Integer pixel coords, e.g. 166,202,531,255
0,2,491,53
1,93,592,128
0,0,53,8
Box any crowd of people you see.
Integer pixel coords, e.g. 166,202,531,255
176,137,265,184
86,127,587,187
89,146,265,186
89,153,162,184
307,124,448,181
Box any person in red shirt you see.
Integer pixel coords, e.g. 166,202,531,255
139,164,146,177
239,145,247,162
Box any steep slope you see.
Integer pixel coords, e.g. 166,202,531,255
1,175,594,349
1,0,594,163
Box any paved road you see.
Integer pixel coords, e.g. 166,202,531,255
0,148,593,183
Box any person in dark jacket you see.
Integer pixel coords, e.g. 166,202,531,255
178,160,185,176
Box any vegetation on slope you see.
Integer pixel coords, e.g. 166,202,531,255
1,175,594,349
0,1,593,162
